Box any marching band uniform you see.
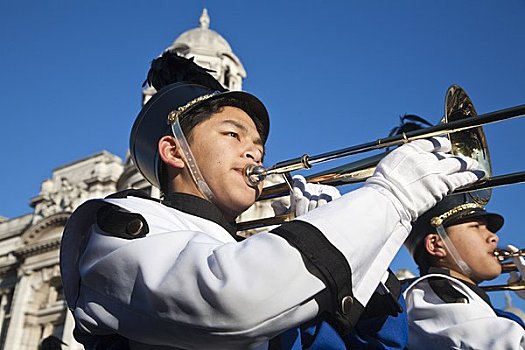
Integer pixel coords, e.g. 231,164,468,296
60,53,480,349
404,269,525,349
62,182,409,349
403,193,525,349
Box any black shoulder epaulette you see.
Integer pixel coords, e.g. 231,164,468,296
96,200,150,240
428,277,469,304
105,189,158,201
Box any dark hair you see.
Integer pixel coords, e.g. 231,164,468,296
180,96,264,140
159,96,265,194
39,336,65,350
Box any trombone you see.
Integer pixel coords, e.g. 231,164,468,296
237,86,525,231
482,249,525,292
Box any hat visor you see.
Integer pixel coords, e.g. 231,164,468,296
445,211,504,234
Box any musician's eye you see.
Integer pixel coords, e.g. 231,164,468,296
225,131,240,140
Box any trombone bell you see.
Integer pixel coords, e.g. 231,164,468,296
444,85,492,205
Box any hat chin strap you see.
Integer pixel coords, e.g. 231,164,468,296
435,224,473,277
171,119,215,202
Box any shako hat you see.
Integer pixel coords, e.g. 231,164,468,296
404,193,504,257
130,51,270,189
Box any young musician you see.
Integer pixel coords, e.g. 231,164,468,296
403,193,525,349
60,52,481,349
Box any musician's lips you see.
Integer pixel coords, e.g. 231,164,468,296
239,166,264,192
234,166,256,186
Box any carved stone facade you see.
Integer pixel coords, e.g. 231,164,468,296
0,10,279,349
0,151,124,349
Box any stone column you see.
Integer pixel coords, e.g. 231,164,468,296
3,269,31,350
22,321,42,350
0,291,8,338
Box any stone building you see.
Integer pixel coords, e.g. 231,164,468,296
0,9,279,349
0,152,124,349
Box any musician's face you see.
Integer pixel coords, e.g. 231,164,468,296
445,218,502,283
180,106,265,221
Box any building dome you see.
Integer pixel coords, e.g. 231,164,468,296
152,8,246,94
171,9,233,56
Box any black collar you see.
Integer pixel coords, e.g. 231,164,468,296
426,267,492,306
162,193,239,239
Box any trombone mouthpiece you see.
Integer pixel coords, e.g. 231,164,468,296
493,249,511,261
493,248,525,261
244,164,267,187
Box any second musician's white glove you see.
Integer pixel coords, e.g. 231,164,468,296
365,137,482,222
272,175,341,217
507,244,525,299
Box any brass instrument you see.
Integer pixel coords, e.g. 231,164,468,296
482,283,525,292
494,248,525,261
237,85,525,231
481,248,525,292
500,262,518,274
245,85,525,188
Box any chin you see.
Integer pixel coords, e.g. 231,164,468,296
478,266,502,282
233,196,257,214
219,193,257,219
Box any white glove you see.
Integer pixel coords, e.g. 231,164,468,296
272,175,341,217
365,137,482,222
507,244,525,299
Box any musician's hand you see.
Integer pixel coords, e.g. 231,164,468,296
365,137,483,222
507,244,525,299
272,175,341,217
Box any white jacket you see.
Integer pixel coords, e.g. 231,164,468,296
61,186,409,349
404,273,525,350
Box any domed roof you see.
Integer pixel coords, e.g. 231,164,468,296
171,9,232,55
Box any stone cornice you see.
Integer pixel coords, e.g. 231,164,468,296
21,213,69,245
84,175,119,187
14,238,61,259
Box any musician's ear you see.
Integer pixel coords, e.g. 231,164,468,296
159,136,185,169
425,233,447,258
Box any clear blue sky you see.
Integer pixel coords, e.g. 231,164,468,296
1,1,525,310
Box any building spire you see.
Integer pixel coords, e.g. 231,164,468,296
199,8,210,29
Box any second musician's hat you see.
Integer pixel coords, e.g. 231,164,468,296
404,193,504,257
130,51,269,189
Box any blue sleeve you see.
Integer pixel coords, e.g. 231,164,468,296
345,294,408,350
269,295,408,350
269,321,346,350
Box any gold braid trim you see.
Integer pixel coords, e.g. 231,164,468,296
430,202,484,227
167,92,220,124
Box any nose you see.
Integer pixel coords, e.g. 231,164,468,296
244,145,263,164
488,230,499,245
